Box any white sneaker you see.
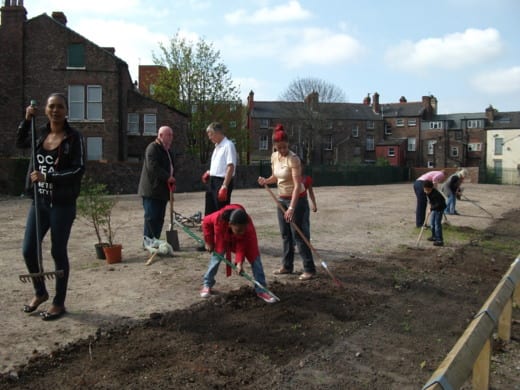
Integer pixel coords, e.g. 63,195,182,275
200,286,211,298
257,291,276,304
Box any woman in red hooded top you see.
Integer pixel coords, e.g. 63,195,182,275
199,204,275,303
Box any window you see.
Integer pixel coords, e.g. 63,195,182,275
87,86,102,120
454,130,462,140
149,84,156,96
324,135,332,150
354,146,361,156
366,135,374,151
143,114,157,135
260,119,269,129
366,120,374,129
127,113,139,134
388,147,395,157
407,119,417,127
68,85,103,121
407,137,416,152
467,119,483,128
230,103,237,112
229,121,237,128
467,143,482,152
427,161,434,168
396,118,404,127
67,43,85,68
494,138,503,155
259,135,268,151
352,126,359,137
427,140,436,155
493,159,503,179
384,124,392,135
86,137,102,160
451,147,459,157
429,121,442,129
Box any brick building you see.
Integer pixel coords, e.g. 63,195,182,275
246,90,384,165
0,1,189,164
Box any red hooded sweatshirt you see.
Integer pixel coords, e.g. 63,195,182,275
202,204,260,265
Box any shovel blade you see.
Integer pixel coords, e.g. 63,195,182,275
166,230,180,251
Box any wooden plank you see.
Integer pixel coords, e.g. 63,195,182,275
514,284,520,307
423,314,494,389
472,338,491,390
423,257,520,390
498,298,513,341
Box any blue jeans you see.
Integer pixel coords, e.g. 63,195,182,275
142,197,167,239
430,210,443,242
22,199,76,307
276,196,316,274
203,254,267,293
445,194,456,214
413,180,427,227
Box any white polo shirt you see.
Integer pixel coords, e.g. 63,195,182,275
209,136,237,178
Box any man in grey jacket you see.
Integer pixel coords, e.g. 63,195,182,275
138,126,176,241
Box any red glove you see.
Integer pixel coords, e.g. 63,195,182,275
201,171,210,184
218,186,228,202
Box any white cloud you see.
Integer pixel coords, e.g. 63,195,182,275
471,66,520,94
283,28,365,68
225,0,311,25
74,19,169,80
385,28,503,72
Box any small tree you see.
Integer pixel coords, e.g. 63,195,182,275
152,31,241,163
77,177,117,245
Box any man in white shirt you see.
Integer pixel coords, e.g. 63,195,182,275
201,122,237,216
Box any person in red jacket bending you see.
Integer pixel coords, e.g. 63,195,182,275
200,204,276,303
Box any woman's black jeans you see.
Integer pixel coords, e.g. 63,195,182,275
22,199,76,307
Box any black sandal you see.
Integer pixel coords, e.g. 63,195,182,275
40,308,66,321
23,294,49,313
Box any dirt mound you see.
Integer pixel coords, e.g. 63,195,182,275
1,209,519,389
0,185,518,389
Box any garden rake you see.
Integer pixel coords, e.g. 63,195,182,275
461,194,494,219
172,217,280,302
415,210,431,247
264,185,344,288
19,102,64,283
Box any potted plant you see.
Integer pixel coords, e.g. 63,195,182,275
100,201,123,264
77,177,118,261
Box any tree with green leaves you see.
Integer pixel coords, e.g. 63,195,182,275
152,32,242,163
279,77,347,164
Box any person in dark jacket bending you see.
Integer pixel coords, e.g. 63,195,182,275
423,180,447,246
137,126,176,241
16,93,85,321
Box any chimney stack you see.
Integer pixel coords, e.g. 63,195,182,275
485,104,496,123
51,11,67,25
372,92,380,113
363,93,371,105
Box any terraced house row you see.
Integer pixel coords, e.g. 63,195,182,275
1,0,518,186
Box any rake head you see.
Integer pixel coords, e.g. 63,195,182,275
19,270,65,283
320,261,344,288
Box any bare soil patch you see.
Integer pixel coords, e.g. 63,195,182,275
0,184,519,389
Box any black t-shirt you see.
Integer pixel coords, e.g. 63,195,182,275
36,147,58,201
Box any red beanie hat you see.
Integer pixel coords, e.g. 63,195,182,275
273,124,287,142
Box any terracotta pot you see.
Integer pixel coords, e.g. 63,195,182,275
95,243,110,260
103,244,123,264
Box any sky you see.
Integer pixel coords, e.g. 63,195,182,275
25,0,520,114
